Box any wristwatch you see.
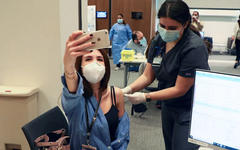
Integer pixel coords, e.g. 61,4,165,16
145,93,152,102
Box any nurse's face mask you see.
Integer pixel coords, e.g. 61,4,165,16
117,15,123,24
158,17,186,42
117,19,123,24
139,37,147,47
81,51,106,84
158,25,180,42
135,32,147,47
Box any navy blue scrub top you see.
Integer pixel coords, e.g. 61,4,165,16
148,29,210,110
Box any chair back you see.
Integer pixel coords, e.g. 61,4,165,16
22,106,68,150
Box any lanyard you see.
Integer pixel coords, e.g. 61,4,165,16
85,93,102,145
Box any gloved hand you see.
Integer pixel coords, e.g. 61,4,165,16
124,92,146,104
121,86,132,94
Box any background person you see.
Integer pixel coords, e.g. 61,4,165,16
123,30,148,72
124,31,147,55
232,15,240,69
191,10,204,32
62,31,129,150
122,1,209,150
109,13,132,71
189,24,212,55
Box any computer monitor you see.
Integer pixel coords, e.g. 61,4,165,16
189,69,240,150
131,12,143,19
96,11,107,19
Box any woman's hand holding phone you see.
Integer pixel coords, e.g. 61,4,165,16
63,31,95,92
64,31,95,72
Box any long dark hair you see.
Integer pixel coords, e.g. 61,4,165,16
145,33,158,59
158,1,191,29
75,49,111,99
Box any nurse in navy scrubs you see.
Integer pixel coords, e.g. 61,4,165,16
123,1,210,150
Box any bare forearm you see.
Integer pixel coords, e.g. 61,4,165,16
64,68,79,93
149,86,184,101
63,30,94,93
129,63,155,93
148,76,194,101
130,74,153,93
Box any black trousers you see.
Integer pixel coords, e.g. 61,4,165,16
235,39,240,61
161,105,199,150
116,63,121,67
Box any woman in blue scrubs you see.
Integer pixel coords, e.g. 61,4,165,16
109,13,132,71
62,31,129,150
123,1,209,150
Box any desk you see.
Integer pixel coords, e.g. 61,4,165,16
120,58,147,87
120,57,162,87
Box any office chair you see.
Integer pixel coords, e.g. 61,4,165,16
22,106,69,150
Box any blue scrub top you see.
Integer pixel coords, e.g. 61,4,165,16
123,38,147,55
61,73,130,150
109,23,132,64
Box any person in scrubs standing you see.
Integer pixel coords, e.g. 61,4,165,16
109,13,132,71
123,1,209,149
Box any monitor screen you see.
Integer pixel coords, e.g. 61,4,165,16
96,11,107,19
131,12,143,19
189,70,240,150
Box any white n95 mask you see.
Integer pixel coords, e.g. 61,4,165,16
82,62,106,84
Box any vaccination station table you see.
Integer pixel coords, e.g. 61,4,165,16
120,57,147,87
120,56,162,87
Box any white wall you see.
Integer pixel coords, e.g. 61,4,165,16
190,9,240,52
155,0,165,31
59,0,79,66
185,0,240,52
59,0,88,66
184,0,240,9
0,0,61,114
0,0,85,114
82,0,88,31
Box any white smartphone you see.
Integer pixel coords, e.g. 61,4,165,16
77,29,110,51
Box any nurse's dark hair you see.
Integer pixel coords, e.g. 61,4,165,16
75,49,111,98
158,0,191,28
118,13,126,25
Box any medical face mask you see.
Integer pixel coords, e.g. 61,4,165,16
157,25,180,42
139,37,147,47
117,19,123,24
82,62,106,84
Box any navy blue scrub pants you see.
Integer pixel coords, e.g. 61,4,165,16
235,39,240,62
161,105,199,150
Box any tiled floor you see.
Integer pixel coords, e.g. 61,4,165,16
108,54,240,150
